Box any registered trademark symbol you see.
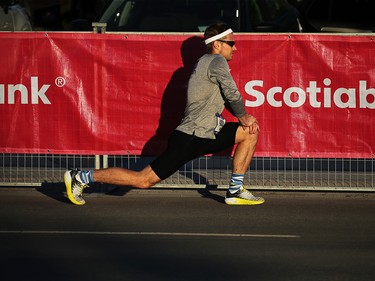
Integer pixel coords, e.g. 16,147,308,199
55,76,66,87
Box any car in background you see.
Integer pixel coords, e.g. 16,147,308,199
296,0,375,33
0,0,32,31
95,0,301,32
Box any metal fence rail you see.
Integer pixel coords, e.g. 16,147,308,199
1,154,374,191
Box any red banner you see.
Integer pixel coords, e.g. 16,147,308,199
0,32,374,158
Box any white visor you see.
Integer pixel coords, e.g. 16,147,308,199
204,28,233,45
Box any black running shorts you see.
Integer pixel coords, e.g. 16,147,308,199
150,122,239,180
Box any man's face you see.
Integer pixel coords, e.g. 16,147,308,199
217,33,237,61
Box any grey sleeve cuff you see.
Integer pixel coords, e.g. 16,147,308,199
230,98,247,118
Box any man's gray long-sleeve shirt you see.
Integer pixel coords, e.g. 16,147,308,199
176,53,247,139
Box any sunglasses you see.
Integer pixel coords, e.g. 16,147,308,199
217,39,236,47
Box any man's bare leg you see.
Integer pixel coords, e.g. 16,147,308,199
232,127,258,174
64,165,161,205
93,165,161,189
225,126,264,205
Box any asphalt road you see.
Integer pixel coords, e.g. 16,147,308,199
0,186,374,281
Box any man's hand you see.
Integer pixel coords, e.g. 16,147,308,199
238,114,260,134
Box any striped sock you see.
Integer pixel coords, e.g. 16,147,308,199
229,173,244,194
76,170,94,184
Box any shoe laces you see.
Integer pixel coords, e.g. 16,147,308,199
239,187,263,201
72,180,88,198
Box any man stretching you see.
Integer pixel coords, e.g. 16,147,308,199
64,23,264,206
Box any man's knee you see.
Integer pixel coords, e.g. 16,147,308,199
136,180,153,189
136,166,161,189
135,176,158,189
245,131,258,146
236,127,259,144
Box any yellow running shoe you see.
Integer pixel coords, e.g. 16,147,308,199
64,169,88,205
225,187,265,205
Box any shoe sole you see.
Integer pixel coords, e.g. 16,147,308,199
64,171,85,206
225,197,265,205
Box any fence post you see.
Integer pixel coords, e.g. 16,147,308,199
92,22,107,34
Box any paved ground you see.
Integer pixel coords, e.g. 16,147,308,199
0,186,375,281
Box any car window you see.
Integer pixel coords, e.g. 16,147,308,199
99,0,299,32
246,0,294,29
255,0,290,20
305,0,375,32
100,0,240,32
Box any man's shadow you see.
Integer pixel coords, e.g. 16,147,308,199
141,36,205,156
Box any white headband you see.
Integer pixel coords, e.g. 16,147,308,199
204,28,233,45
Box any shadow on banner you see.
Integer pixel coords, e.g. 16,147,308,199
141,36,206,156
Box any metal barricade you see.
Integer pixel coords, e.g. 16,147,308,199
1,153,374,191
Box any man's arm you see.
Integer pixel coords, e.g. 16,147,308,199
209,56,260,134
